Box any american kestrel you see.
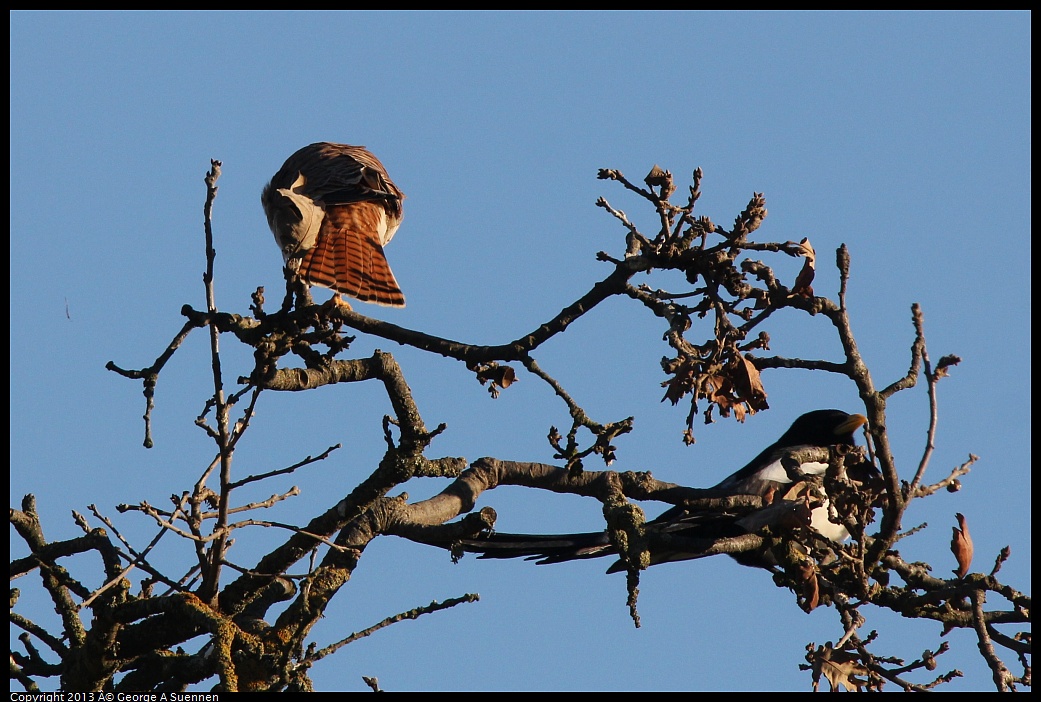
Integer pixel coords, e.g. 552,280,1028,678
262,142,406,307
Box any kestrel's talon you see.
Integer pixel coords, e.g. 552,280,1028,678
325,293,352,311
262,143,407,308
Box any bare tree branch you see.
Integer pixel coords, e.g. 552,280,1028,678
13,159,1029,692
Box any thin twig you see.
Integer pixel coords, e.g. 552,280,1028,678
228,445,341,490
302,594,480,665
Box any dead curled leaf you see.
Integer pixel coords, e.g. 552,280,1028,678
661,356,697,406
701,354,769,422
791,237,816,298
808,643,869,692
661,351,768,425
468,362,517,399
705,374,748,422
731,353,768,412
798,561,821,612
951,512,973,579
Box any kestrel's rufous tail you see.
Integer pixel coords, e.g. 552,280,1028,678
299,200,405,307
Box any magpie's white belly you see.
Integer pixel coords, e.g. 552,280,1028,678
809,500,849,542
755,457,828,484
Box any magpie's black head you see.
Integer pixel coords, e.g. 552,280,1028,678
776,409,868,449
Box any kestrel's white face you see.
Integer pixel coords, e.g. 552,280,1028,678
374,205,401,247
265,175,326,262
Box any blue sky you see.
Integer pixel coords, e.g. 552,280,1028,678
10,11,1030,692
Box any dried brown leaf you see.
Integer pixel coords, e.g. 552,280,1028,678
797,561,820,612
815,643,869,692
661,357,698,405
704,374,747,421
951,512,973,579
470,362,518,399
496,365,516,389
792,237,816,298
730,353,769,412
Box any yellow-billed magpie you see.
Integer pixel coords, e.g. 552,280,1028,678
458,409,874,572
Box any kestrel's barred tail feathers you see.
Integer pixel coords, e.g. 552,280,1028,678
298,202,406,308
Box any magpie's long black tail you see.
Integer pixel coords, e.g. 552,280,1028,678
456,529,723,573
455,513,759,573
457,531,613,565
